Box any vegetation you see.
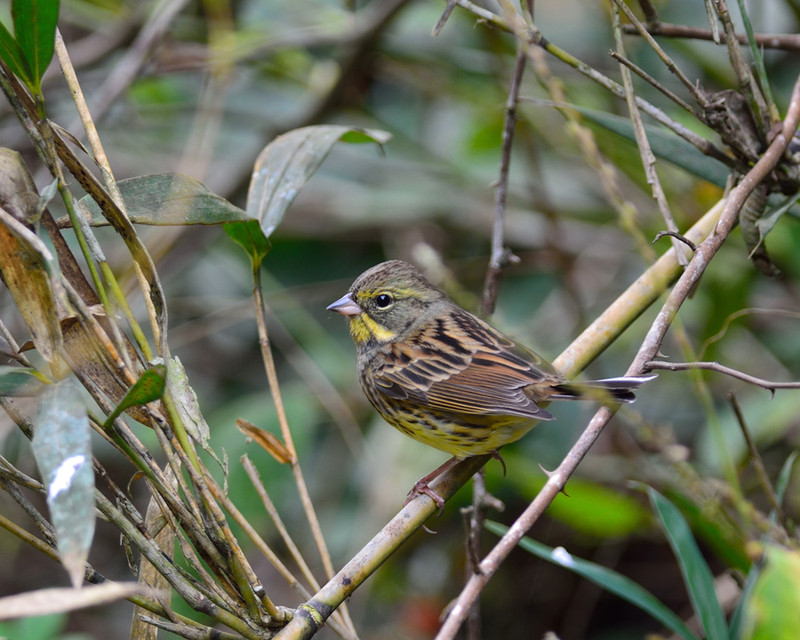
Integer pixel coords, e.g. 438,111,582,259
0,0,799,638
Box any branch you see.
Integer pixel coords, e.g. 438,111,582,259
621,22,800,53
645,360,800,391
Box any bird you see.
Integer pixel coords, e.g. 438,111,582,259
327,260,652,506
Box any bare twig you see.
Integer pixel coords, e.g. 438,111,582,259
621,21,800,52
608,51,699,117
614,0,710,108
645,360,800,391
611,1,687,265
711,0,771,130
251,268,357,638
652,231,698,252
433,0,459,36
727,393,788,529
482,47,526,313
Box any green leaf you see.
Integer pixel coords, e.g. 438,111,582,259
76,173,253,226
0,366,45,396
774,451,798,505
103,364,166,430
166,357,209,445
739,545,800,640
486,521,700,640
507,469,649,538
12,0,59,95
224,219,271,269
32,378,94,588
246,125,390,238
752,191,800,254
572,105,730,187
0,18,32,86
647,488,728,640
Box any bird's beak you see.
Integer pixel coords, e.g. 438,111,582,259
327,293,362,316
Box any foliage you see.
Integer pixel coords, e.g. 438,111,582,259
0,0,799,639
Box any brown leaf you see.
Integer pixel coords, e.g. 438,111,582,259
236,418,294,464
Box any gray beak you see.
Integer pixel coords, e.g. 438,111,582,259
327,293,362,316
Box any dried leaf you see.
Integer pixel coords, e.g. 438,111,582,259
236,418,294,464
0,207,63,366
0,583,149,621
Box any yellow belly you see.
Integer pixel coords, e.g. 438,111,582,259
382,405,537,458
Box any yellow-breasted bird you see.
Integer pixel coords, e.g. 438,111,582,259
327,260,652,505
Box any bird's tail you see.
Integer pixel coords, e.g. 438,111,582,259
549,375,656,404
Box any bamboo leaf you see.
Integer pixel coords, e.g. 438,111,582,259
0,19,32,88
12,0,59,95
486,521,701,640
75,173,253,227
246,125,390,238
571,105,730,187
0,366,45,396
32,379,94,588
103,365,166,430
647,488,728,640
223,219,271,268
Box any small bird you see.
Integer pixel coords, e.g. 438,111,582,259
328,260,651,505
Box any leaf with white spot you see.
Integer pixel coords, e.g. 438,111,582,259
32,379,94,588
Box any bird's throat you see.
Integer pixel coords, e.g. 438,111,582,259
349,313,397,344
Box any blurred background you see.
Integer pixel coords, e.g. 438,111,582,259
1,0,800,638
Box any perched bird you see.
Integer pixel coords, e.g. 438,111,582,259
328,260,651,505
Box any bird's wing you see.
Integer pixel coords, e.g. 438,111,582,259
371,308,560,419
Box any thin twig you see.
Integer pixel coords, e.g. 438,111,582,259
432,0,458,36
611,1,686,265
240,457,321,594
608,51,699,117
272,456,489,639
712,0,771,131
621,21,800,52
727,393,788,529
645,360,800,390
481,47,526,315
652,230,698,252
83,0,192,123
614,0,710,107
452,0,732,165
251,267,357,638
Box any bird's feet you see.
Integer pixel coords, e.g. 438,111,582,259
404,479,445,512
403,456,462,513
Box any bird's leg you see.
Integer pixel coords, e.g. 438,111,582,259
491,450,506,476
404,456,462,511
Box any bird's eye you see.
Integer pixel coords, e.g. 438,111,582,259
375,293,393,308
